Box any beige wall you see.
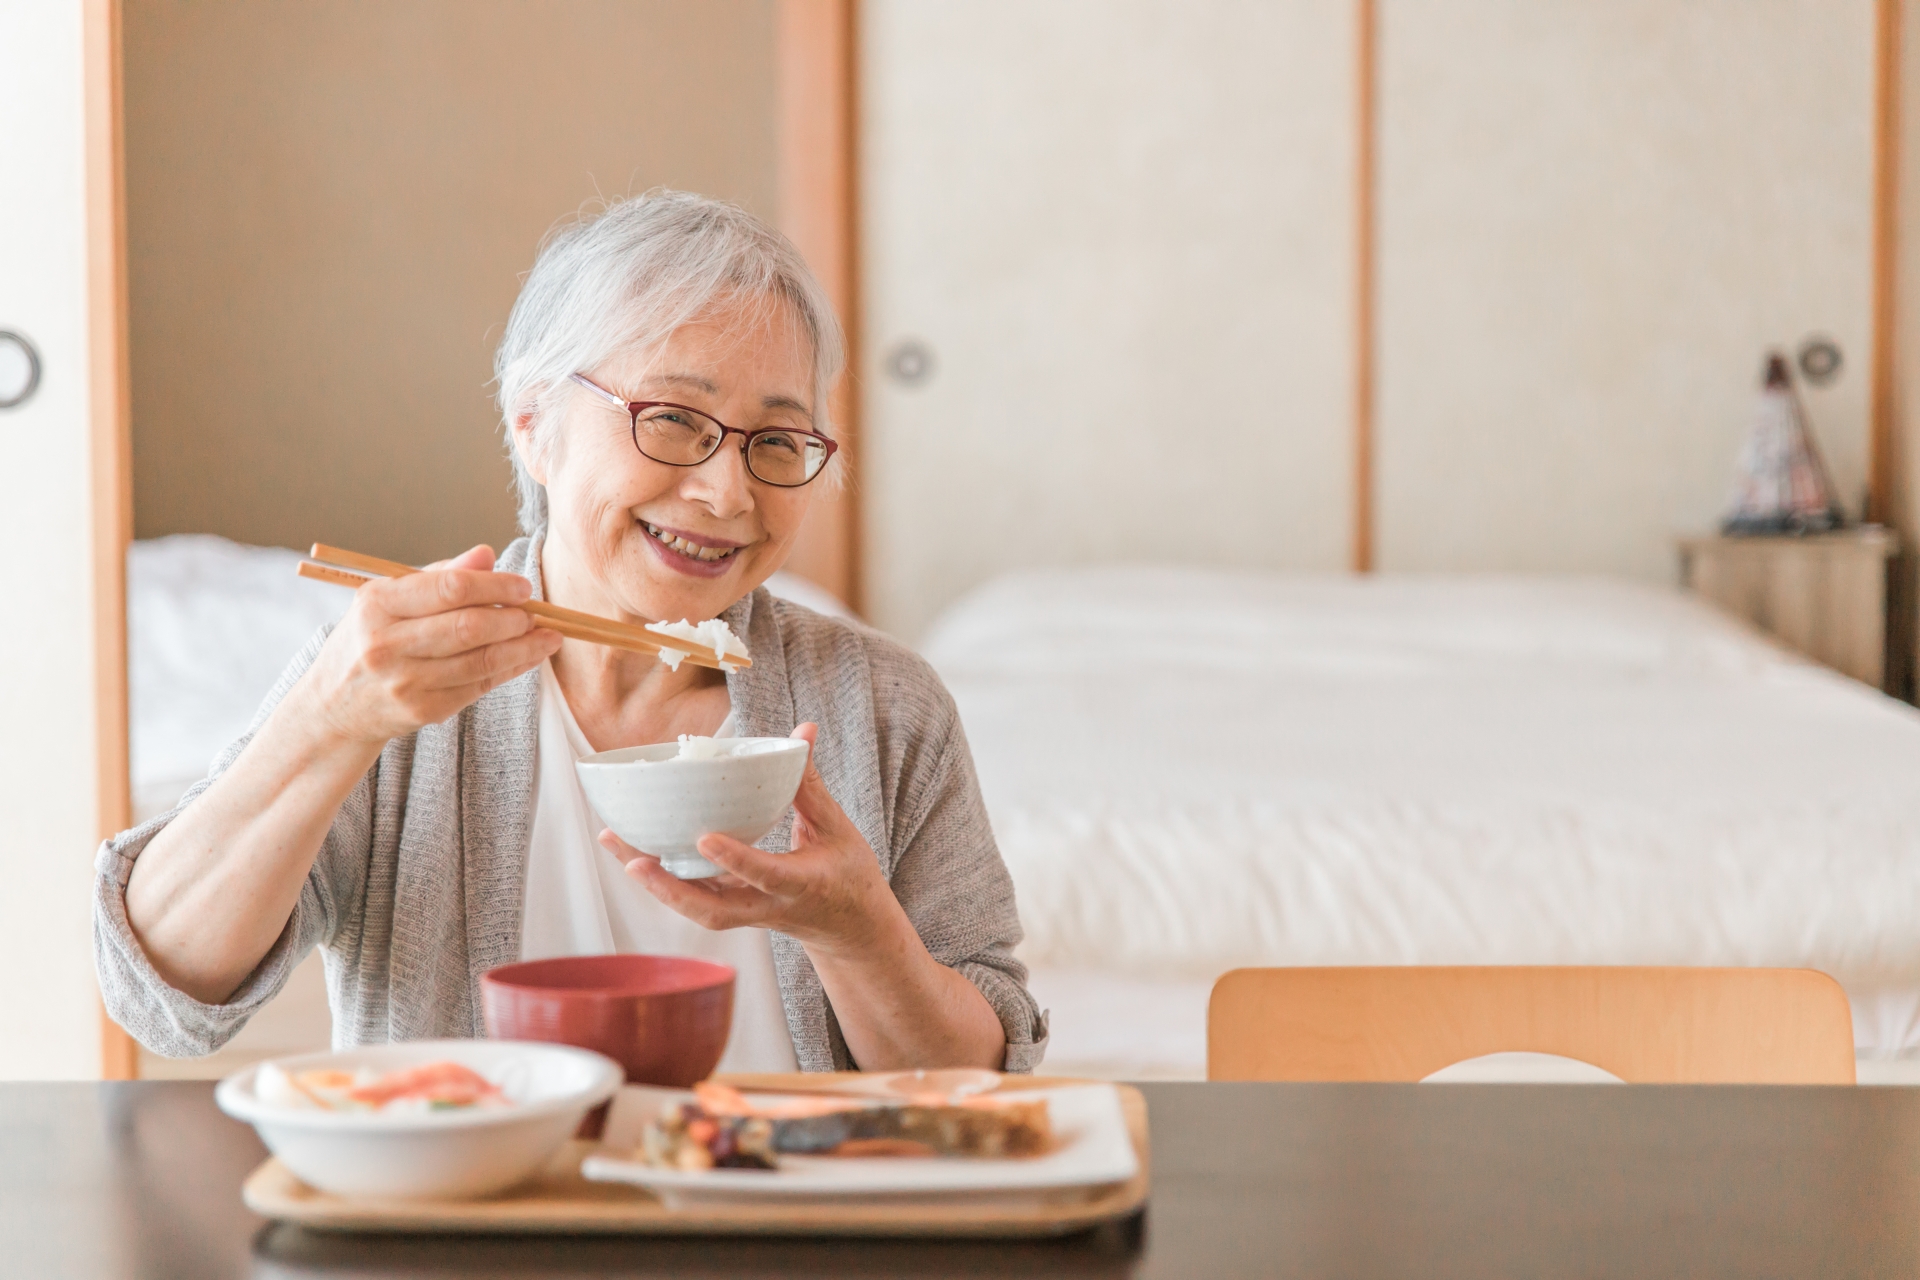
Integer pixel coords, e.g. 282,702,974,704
860,0,1357,640
125,0,777,565
1377,0,1876,578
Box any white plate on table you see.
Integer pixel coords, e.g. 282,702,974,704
217,1039,624,1201
582,1083,1139,1208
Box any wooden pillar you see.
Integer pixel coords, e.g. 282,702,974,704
1882,0,1918,699
1874,0,1902,525
1351,0,1377,574
86,0,137,1081
776,0,862,613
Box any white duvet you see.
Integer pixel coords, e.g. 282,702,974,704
128,537,352,821
922,567,1920,1067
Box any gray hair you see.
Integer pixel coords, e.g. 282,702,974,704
494,190,846,533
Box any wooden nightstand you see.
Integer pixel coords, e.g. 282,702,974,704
1676,527,1897,688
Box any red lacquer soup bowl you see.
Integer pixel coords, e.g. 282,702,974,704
480,955,735,1087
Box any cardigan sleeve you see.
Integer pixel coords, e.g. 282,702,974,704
879,665,1050,1073
91,627,375,1058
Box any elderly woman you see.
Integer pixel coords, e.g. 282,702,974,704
94,192,1046,1074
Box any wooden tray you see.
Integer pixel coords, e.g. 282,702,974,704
241,1078,1149,1238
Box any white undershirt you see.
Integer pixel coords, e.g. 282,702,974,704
519,661,799,1074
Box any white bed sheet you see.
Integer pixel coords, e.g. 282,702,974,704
923,567,1920,1066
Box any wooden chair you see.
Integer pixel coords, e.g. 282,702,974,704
1207,966,1856,1083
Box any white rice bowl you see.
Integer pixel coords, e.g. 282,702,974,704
575,736,810,879
216,1039,623,1200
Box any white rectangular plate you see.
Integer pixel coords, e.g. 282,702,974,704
582,1083,1139,1207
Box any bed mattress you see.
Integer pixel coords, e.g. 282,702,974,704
922,567,1920,1068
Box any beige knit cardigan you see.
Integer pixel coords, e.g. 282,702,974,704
93,537,1048,1072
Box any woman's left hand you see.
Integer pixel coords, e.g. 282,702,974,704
605,721,1009,1069
600,723,903,957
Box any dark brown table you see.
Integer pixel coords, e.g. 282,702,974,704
4,1081,1918,1278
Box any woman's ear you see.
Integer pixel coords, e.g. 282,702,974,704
511,408,550,487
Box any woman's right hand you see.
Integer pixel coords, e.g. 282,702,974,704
123,544,562,1004
296,544,562,747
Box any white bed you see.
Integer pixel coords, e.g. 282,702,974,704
129,541,1920,1083
921,567,1920,1080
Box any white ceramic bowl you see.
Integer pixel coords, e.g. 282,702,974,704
215,1039,622,1201
576,737,810,879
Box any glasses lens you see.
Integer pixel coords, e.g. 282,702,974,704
633,405,722,465
747,430,829,486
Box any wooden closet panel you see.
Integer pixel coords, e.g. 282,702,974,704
861,0,1356,640
1376,0,1876,578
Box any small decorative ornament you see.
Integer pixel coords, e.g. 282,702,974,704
1720,352,1845,535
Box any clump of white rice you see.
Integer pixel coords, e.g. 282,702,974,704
671,734,736,760
647,618,750,673
633,734,743,764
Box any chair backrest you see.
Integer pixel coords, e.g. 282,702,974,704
1207,966,1855,1083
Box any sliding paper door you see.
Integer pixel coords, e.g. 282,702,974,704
860,0,1357,639
861,1,1878,628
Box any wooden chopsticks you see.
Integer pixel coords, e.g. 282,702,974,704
296,544,750,671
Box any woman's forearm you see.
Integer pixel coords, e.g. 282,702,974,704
802,891,1009,1071
123,550,557,1007
123,680,382,1005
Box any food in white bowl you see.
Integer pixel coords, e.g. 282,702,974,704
576,735,809,879
216,1039,622,1201
254,1059,511,1114
657,734,739,761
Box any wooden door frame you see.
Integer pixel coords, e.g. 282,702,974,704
86,0,136,1081
776,0,863,613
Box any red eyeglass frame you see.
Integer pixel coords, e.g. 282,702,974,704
568,372,838,487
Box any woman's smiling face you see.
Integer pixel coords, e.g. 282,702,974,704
520,296,819,623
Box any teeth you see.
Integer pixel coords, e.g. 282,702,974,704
643,521,735,562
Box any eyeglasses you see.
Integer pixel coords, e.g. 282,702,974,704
568,373,838,488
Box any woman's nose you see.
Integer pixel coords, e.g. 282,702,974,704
682,437,755,517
